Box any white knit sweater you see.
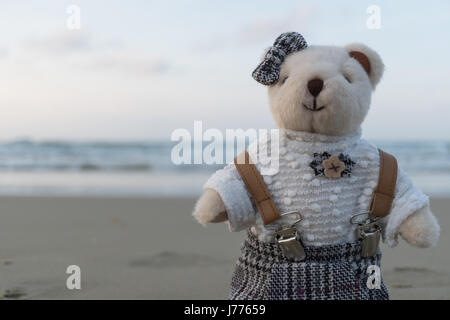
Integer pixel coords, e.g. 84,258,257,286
204,128,429,247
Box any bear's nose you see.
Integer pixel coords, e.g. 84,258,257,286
307,78,324,97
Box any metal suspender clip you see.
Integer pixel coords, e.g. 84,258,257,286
267,211,306,260
350,212,381,257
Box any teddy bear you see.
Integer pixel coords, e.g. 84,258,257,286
193,32,440,300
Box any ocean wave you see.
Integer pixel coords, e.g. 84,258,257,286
79,163,153,172
0,139,447,174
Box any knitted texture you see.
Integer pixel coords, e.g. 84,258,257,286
204,128,429,247
252,32,307,85
229,230,389,300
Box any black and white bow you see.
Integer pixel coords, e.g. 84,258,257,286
252,32,308,86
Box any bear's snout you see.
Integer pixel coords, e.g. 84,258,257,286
307,78,324,97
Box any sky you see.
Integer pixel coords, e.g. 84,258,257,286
0,0,449,141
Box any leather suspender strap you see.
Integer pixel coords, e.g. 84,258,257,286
235,148,397,224
234,151,281,225
369,149,398,218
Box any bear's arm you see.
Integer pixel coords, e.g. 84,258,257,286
382,168,437,247
201,163,257,232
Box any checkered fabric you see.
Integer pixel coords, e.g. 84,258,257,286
252,32,307,85
229,229,389,300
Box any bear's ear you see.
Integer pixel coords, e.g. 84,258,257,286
344,43,384,89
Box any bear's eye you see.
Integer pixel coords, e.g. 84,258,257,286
280,76,289,85
343,73,352,83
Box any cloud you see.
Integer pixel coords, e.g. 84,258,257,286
20,31,170,76
193,33,230,52
238,6,315,45
193,5,315,51
25,31,92,56
81,52,171,76
0,46,8,59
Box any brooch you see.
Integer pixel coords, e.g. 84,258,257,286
309,152,355,179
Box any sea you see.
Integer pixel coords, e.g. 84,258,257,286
0,139,448,197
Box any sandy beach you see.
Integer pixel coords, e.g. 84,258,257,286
0,196,448,300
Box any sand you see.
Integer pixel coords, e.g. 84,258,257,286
0,196,448,300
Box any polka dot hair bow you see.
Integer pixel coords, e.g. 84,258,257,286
252,32,308,86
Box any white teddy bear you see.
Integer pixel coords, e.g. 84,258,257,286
193,32,439,300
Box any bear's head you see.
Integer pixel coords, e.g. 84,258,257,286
253,32,384,136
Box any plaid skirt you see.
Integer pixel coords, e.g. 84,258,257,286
229,230,389,300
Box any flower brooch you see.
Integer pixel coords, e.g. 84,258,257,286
309,152,355,179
